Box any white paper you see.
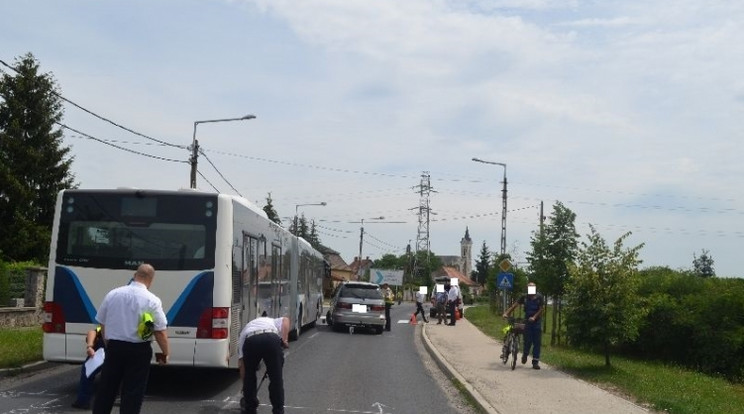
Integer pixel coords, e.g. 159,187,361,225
84,348,105,378
352,304,367,313
419,286,428,295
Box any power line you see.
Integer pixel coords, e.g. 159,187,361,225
60,123,187,164
198,149,242,197
0,57,184,149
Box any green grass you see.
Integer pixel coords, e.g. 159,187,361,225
466,305,744,414
0,327,43,369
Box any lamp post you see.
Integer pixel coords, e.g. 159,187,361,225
472,158,507,256
473,157,508,312
190,114,256,189
294,202,327,236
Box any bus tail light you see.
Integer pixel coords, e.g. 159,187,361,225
42,301,65,333
197,307,229,339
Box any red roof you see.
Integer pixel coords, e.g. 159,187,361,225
438,266,478,286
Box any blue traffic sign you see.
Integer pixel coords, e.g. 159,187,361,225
497,272,514,291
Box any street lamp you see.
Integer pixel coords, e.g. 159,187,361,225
190,114,256,189
472,158,507,256
473,157,508,312
294,202,327,236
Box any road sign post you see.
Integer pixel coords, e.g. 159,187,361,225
498,259,512,312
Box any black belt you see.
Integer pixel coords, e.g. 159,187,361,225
107,339,151,347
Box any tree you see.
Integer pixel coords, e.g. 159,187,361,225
564,226,646,367
473,241,491,286
692,249,715,278
262,192,281,225
526,201,579,344
0,53,75,263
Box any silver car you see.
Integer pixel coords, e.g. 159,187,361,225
326,282,385,334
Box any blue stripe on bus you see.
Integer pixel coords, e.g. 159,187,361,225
54,266,97,323
166,271,214,327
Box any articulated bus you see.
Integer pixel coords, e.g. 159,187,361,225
43,188,328,368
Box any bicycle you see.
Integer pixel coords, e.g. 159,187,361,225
500,317,525,370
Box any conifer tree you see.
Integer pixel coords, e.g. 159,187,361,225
0,53,75,262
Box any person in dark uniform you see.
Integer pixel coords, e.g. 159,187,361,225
381,283,394,331
503,281,545,369
92,264,169,414
238,316,290,414
71,326,105,409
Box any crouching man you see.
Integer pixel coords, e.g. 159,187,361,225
238,316,290,414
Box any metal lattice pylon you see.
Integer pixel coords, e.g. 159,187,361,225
411,172,434,281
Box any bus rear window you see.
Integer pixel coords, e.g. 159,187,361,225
55,191,217,270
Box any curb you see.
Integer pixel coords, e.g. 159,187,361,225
0,360,57,379
420,323,500,414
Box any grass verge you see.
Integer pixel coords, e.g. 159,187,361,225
0,327,43,369
466,305,744,414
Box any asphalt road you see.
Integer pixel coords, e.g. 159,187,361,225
0,303,477,414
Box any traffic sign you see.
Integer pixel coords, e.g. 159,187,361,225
497,272,514,290
499,259,512,272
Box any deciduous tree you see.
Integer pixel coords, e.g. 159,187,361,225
564,226,646,367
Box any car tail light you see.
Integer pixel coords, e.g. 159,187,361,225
370,305,385,312
336,302,352,309
197,307,229,339
42,301,65,333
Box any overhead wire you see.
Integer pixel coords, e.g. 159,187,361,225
198,148,242,197
0,58,183,149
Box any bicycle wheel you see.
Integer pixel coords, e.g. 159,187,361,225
501,334,511,364
510,333,519,370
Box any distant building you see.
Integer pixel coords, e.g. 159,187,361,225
437,227,473,277
317,245,353,297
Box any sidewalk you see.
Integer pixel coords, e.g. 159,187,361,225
421,316,651,414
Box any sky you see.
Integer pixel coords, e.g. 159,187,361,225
2,0,743,277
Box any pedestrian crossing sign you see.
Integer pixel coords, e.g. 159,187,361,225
497,272,514,291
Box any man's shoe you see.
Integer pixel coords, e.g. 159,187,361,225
521,354,528,364
71,401,90,410
532,363,541,370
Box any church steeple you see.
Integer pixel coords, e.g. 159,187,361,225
461,227,473,276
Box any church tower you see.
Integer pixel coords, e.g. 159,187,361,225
460,227,473,277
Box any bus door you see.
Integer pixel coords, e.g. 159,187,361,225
241,235,261,326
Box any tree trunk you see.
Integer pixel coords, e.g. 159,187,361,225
604,341,611,367
557,296,562,345
550,294,557,345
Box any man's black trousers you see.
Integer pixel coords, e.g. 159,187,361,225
92,340,152,414
242,333,285,414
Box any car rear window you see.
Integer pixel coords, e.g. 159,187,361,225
340,285,382,300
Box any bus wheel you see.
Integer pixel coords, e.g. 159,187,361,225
289,305,301,341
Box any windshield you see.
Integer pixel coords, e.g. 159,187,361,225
55,190,217,270
340,285,382,300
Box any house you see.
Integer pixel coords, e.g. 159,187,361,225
431,266,482,296
317,246,354,297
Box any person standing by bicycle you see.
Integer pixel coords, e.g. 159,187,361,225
503,282,545,369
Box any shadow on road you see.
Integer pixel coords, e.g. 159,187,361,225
145,366,240,400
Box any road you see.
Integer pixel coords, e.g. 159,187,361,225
0,303,477,414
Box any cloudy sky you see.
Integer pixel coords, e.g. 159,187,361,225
3,0,743,277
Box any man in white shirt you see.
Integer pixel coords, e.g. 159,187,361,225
92,263,169,414
238,316,290,414
447,282,461,326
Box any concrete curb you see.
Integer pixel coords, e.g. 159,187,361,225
420,323,501,414
0,360,57,379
